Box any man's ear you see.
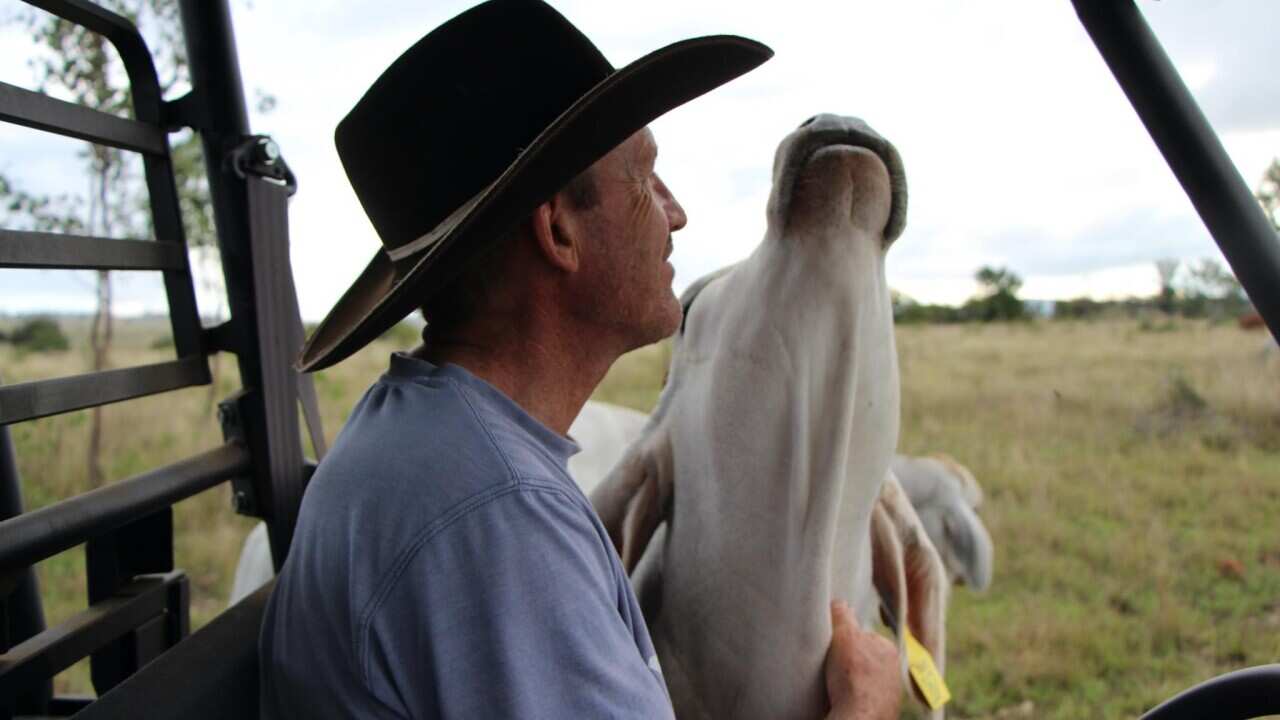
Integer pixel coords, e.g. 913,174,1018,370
530,196,583,273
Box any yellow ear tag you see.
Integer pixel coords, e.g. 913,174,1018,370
904,628,951,709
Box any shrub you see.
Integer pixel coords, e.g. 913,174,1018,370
896,303,962,324
960,291,1026,322
1055,297,1105,320
9,317,69,352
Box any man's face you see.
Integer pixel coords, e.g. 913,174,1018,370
570,128,688,350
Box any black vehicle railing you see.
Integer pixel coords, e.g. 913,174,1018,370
0,1,317,717
1073,0,1280,345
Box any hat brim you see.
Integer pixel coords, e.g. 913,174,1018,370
297,35,772,372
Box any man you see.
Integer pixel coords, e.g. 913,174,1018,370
260,1,901,718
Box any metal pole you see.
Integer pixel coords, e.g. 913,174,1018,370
177,0,253,387
0,376,51,714
1073,0,1280,343
177,0,303,564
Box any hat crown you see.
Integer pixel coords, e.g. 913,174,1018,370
336,0,614,252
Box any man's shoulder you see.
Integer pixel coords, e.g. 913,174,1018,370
295,364,589,586
361,480,615,628
285,371,522,604
312,369,520,509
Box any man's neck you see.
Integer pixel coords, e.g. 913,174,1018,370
413,317,621,437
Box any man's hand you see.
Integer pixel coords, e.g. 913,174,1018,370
824,601,902,720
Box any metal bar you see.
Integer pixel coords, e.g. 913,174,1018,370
1140,664,1280,720
0,357,210,425
76,580,272,720
0,229,187,271
0,81,165,156
0,444,250,573
86,510,174,693
46,697,92,714
0,574,177,704
1073,0,1280,343
179,0,255,369
0,372,50,716
20,1,165,120
146,154,208,363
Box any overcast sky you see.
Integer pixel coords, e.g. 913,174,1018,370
1,0,1278,319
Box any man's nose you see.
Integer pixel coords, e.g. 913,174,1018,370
657,174,687,232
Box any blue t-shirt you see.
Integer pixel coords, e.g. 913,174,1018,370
259,354,672,719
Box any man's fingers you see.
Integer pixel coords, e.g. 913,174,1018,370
830,599,860,631
825,600,904,720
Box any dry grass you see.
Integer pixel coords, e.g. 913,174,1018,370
5,318,1279,716
895,320,1280,719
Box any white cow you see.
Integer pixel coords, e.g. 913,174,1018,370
590,114,945,720
566,399,649,496
227,399,651,605
229,520,274,605
891,454,994,591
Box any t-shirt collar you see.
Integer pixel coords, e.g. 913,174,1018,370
387,352,581,463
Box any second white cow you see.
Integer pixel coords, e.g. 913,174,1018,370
891,454,993,591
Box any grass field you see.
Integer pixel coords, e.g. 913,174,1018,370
4,317,1278,717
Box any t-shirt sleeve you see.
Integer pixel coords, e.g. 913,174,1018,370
360,484,672,720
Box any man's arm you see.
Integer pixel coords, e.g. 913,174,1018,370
824,601,903,720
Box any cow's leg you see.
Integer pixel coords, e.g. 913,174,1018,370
588,430,673,572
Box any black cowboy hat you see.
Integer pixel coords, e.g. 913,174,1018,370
297,0,772,371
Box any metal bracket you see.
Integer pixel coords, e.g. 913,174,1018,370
229,135,297,195
217,391,260,517
201,319,238,355
160,90,213,133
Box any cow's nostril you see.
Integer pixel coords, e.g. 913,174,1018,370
800,115,818,128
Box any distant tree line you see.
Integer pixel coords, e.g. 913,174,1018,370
1044,257,1250,322
894,160,1278,326
895,256,1251,325
895,265,1029,324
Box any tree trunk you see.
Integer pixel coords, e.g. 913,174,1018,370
87,151,113,489
87,269,112,487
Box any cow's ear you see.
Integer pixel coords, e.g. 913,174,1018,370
870,500,908,640
588,432,672,573
902,514,948,681
942,503,994,591
872,473,950,711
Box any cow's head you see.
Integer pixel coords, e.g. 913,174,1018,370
767,113,907,250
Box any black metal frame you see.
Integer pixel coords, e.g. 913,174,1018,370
0,0,313,716
0,0,208,425
1072,0,1280,345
